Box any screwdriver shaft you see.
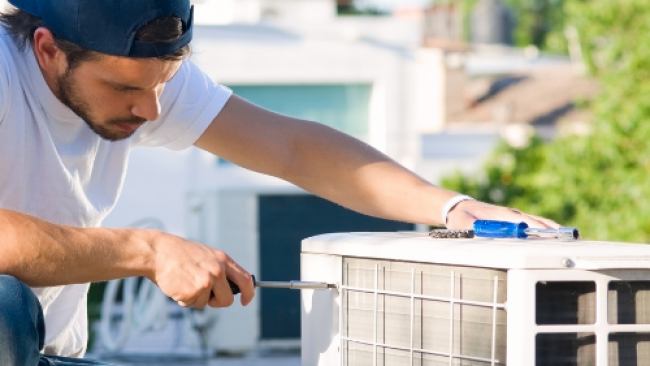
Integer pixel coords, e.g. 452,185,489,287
256,280,337,290
524,227,580,239
228,276,337,294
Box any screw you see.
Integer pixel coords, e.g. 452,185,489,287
562,258,574,268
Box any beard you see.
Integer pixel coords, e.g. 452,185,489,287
56,68,147,142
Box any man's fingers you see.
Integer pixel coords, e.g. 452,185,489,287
177,298,195,308
174,289,205,308
446,201,563,230
225,261,255,306
500,209,553,229
496,211,554,230
208,273,235,308
522,214,561,229
192,288,212,310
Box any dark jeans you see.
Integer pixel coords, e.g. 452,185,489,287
0,275,115,366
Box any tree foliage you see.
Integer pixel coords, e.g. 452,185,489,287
501,0,569,53
460,0,569,52
338,2,389,16
442,0,650,243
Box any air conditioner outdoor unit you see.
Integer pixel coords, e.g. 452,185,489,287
302,232,650,366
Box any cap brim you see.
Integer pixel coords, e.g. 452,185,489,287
7,0,41,16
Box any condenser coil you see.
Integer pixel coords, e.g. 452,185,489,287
301,232,650,366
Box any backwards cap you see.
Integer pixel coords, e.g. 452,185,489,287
8,0,193,58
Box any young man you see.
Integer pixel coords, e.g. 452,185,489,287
0,0,558,364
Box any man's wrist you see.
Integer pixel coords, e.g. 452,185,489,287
122,228,161,280
441,195,475,227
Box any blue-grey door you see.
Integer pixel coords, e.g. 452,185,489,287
257,194,415,340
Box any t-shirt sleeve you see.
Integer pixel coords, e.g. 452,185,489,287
0,43,10,124
131,59,232,151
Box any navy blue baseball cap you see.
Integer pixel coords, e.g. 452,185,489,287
8,0,193,58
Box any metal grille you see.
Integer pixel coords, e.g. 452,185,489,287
341,258,507,366
536,282,597,325
608,281,650,365
608,282,650,324
533,279,650,365
534,282,597,365
535,333,596,365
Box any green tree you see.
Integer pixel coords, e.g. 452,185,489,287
442,0,650,243
337,1,388,16
502,0,569,53
460,0,568,52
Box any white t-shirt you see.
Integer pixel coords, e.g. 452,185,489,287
0,28,232,356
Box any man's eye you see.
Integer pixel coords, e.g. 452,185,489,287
114,86,135,92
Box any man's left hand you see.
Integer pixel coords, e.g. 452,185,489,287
445,200,560,230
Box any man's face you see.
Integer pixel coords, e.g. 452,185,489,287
54,55,182,141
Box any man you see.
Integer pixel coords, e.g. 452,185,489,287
0,0,558,364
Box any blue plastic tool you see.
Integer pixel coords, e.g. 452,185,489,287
473,220,579,240
473,220,529,238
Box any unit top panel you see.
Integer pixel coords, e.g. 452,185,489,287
301,232,650,270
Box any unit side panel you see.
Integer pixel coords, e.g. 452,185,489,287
301,253,343,366
506,270,537,366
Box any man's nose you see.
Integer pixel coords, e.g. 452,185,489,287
131,90,162,122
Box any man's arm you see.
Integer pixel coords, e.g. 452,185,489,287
0,209,254,308
195,96,558,229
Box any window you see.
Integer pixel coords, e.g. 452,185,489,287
229,84,372,138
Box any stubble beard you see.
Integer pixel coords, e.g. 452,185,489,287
56,68,147,142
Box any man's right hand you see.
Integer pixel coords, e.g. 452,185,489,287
146,231,255,309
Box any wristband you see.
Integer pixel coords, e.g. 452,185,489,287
441,195,475,227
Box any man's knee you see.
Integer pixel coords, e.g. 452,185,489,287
0,275,41,317
0,275,45,361
0,274,32,296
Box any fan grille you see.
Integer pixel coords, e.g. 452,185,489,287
534,280,650,365
341,258,507,365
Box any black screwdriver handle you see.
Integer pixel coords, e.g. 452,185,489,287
228,274,256,295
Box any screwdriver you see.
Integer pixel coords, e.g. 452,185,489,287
430,220,580,240
473,220,579,239
228,275,337,295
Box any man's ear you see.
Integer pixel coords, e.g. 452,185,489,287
32,27,67,75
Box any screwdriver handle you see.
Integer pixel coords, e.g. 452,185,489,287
228,275,256,295
473,220,529,239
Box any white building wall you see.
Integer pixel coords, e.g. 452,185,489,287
259,0,337,23
400,48,446,169
192,0,336,25
192,0,262,25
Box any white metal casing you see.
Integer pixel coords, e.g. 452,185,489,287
506,268,650,365
301,232,650,366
